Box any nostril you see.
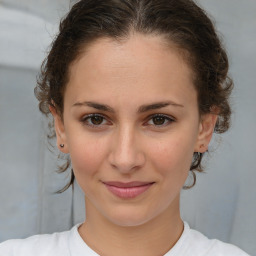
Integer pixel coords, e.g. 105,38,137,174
108,150,145,174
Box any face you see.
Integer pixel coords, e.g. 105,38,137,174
53,34,216,227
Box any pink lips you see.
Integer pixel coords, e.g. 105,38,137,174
103,181,154,199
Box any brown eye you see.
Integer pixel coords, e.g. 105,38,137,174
152,116,165,125
147,114,174,127
90,115,104,125
81,114,108,127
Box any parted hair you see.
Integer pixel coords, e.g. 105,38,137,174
35,0,233,191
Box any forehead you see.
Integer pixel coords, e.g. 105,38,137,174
66,33,196,106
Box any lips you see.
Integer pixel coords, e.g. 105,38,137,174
103,181,154,199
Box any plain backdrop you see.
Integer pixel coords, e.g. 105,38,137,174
0,1,255,255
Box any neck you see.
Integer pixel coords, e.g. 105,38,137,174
79,195,184,256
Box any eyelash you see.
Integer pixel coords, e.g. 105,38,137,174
80,114,110,128
145,114,175,127
80,113,175,128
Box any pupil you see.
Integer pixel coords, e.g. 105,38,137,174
91,116,103,125
153,116,165,125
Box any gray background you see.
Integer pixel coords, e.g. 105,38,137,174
0,1,255,255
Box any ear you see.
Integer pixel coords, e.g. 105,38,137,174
194,113,218,153
49,105,69,154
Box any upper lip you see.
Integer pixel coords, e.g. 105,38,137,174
102,181,155,188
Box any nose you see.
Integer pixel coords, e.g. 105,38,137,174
108,125,145,174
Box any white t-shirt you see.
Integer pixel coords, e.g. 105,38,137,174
0,222,250,256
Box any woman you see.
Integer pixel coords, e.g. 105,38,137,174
0,0,250,255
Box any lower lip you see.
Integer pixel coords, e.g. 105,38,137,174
104,183,153,199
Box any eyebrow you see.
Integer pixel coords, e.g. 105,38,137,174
138,101,184,113
72,101,184,113
72,101,115,112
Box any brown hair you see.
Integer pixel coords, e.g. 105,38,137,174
35,0,233,191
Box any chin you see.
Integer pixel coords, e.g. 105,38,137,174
104,206,157,227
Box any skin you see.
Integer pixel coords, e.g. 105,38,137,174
51,33,217,256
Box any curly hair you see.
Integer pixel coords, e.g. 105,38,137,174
35,0,233,191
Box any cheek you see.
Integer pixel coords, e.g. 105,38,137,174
148,133,195,179
67,133,107,179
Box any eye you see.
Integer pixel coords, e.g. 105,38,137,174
81,114,109,127
146,114,175,127
89,115,104,125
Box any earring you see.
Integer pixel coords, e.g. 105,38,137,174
60,144,64,148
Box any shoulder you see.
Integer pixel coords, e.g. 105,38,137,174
182,223,250,256
0,227,75,256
